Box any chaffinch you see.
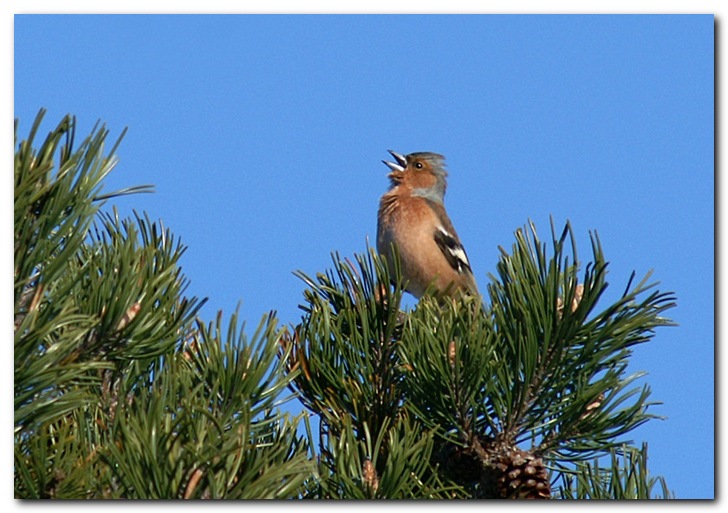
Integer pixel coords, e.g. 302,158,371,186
377,150,479,299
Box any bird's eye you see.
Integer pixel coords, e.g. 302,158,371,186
414,162,423,169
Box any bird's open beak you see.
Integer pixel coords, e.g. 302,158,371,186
382,150,407,172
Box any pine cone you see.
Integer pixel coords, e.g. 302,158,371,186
438,437,551,499
492,447,551,499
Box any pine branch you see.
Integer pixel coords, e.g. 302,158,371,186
103,310,312,499
287,248,408,442
308,413,462,499
14,110,145,435
484,221,676,460
554,443,674,499
14,110,175,498
292,220,676,499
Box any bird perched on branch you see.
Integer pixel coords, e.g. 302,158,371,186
377,150,479,299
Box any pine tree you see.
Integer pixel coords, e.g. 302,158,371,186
15,110,676,499
285,222,677,499
14,110,312,498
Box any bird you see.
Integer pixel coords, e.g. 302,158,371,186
376,150,479,299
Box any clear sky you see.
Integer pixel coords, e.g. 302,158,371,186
12,12,714,499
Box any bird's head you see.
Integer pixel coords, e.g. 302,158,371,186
382,150,448,203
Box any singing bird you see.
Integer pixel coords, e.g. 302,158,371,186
376,150,479,299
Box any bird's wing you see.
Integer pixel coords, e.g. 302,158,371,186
427,200,474,276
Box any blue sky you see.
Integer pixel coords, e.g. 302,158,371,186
13,14,713,499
